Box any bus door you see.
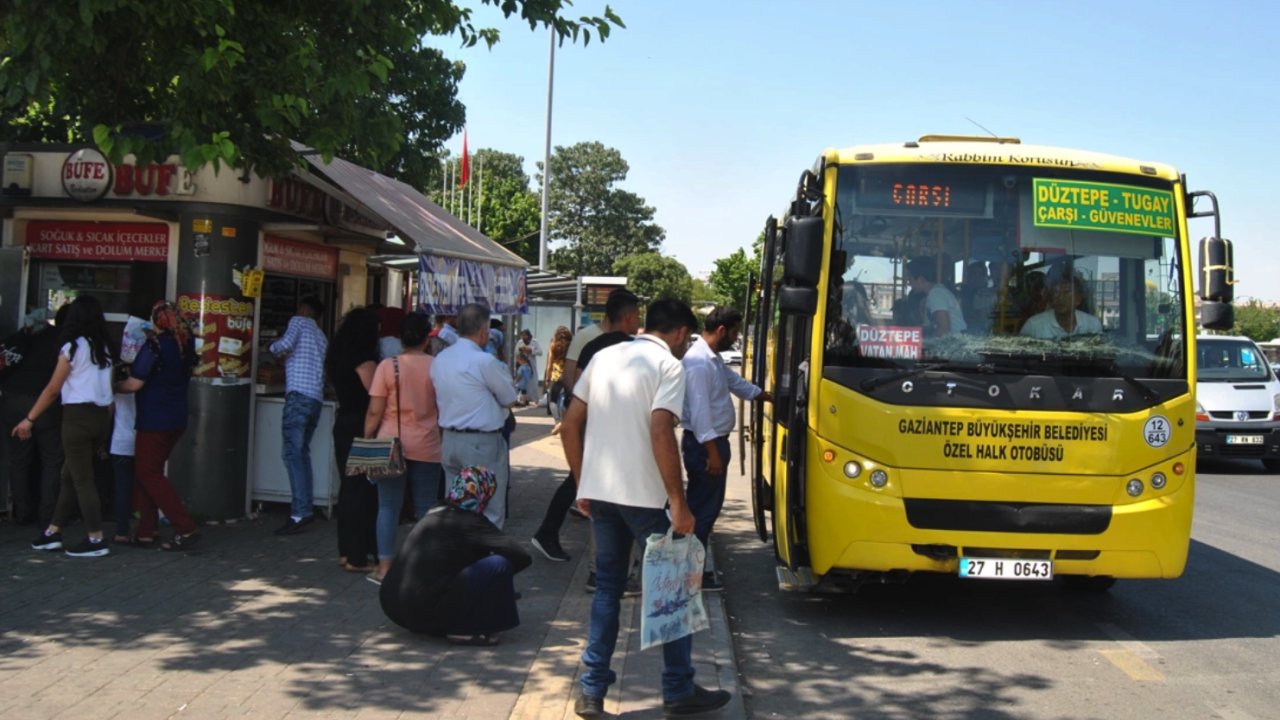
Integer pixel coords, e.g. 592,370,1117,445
772,215,825,570
750,219,778,543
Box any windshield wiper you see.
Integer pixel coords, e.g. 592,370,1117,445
1110,366,1160,402
860,363,949,392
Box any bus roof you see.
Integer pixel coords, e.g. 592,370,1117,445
823,136,1180,181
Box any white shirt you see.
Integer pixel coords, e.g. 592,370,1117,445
925,284,966,335
430,337,517,432
681,336,761,443
575,334,686,509
567,323,604,363
1019,309,1104,339
60,338,114,406
110,393,136,456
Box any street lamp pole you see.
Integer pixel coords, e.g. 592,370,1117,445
538,28,555,271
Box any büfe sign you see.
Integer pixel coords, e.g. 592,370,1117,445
26,221,169,262
857,324,922,360
263,235,338,279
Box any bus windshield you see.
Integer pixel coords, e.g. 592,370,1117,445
825,164,1186,381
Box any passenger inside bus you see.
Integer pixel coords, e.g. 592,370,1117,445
1019,272,1102,339
907,257,966,336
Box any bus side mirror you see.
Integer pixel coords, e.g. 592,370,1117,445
1199,236,1234,303
782,217,824,287
1200,302,1233,331
778,285,818,315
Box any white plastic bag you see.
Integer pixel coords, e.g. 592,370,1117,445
120,316,153,363
639,530,709,650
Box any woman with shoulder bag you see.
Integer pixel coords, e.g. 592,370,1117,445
327,307,381,572
364,312,443,583
544,326,572,433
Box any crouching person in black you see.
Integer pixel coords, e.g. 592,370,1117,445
379,465,532,646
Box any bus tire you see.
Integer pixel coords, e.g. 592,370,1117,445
1059,575,1117,592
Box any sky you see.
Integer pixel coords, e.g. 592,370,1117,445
432,0,1280,298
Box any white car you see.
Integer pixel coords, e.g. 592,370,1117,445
719,349,743,365
1195,335,1280,471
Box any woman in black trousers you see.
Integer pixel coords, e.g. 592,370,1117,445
326,307,381,572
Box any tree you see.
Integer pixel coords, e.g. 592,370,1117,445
708,247,754,308
541,141,664,275
613,253,692,304
1231,300,1280,341
435,149,540,261
1,1,622,189
690,278,719,304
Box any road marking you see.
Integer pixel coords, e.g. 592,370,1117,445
1099,649,1165,682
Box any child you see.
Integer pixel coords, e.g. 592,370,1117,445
514,353,533,406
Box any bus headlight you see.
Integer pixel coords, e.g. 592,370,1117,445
843,461,862,479
1126,478,1144,497
869,469,888,488
1150,472,1167,490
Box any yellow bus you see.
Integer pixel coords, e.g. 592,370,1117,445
748,135,1234,592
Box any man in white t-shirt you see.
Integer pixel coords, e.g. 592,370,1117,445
560,299,731,718
908,257,966,336
1020,273,1103,339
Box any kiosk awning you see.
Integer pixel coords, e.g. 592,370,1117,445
298,148,527,270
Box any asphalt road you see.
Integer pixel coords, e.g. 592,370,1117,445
715,452,1280,720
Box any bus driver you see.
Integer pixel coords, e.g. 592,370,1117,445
1019,273,1102,340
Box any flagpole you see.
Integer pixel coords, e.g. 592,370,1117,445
440,157,447,207
538,27,555,270
477,153,484,234
448,158,454,214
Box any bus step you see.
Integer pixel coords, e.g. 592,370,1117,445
776,565,817,591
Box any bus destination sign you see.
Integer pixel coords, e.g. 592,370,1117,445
1033,179,1175,235
855,177,990,216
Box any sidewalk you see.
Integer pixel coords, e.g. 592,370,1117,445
0,406,745,720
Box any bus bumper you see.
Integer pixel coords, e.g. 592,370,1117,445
804,447,1196,582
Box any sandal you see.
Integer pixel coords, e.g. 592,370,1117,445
343,561,375,573
160,533,200,552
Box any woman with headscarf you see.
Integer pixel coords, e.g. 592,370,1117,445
378,466,532,646
18,296,117,557
326,307,381,572
114,300,200,550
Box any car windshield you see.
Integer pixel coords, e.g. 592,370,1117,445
1197,339,1272,382
824,164,1186,380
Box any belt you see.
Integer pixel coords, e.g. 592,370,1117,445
444,427,499,434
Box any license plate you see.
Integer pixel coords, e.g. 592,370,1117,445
1226,435,1265,445
959,557,1053,581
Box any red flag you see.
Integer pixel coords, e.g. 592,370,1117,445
458,130,470,188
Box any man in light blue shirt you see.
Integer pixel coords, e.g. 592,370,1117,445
431,304,518,528
269,296,328,535
680,306,770,591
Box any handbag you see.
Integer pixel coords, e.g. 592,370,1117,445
639,529,710,650
344,356,406,479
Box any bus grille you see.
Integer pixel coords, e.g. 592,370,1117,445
904,499,1111,535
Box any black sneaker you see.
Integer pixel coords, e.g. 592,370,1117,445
574,692,604,718
274,516,314,536
663,684,732,716
31,531,63,551
64,537,110,558
531,533,570,562
701,571,724,593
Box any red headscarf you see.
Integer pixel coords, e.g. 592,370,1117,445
151,300,191,356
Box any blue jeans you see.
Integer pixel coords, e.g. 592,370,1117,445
110,454,135,538
375,460,441,561
682,432,731,559
281,392,322,519
582,500,694,702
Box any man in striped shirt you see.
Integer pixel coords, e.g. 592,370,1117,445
270,296,328,535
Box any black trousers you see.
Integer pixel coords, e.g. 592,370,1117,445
333,413,378,565
536,472,577,539
1,394,63,524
